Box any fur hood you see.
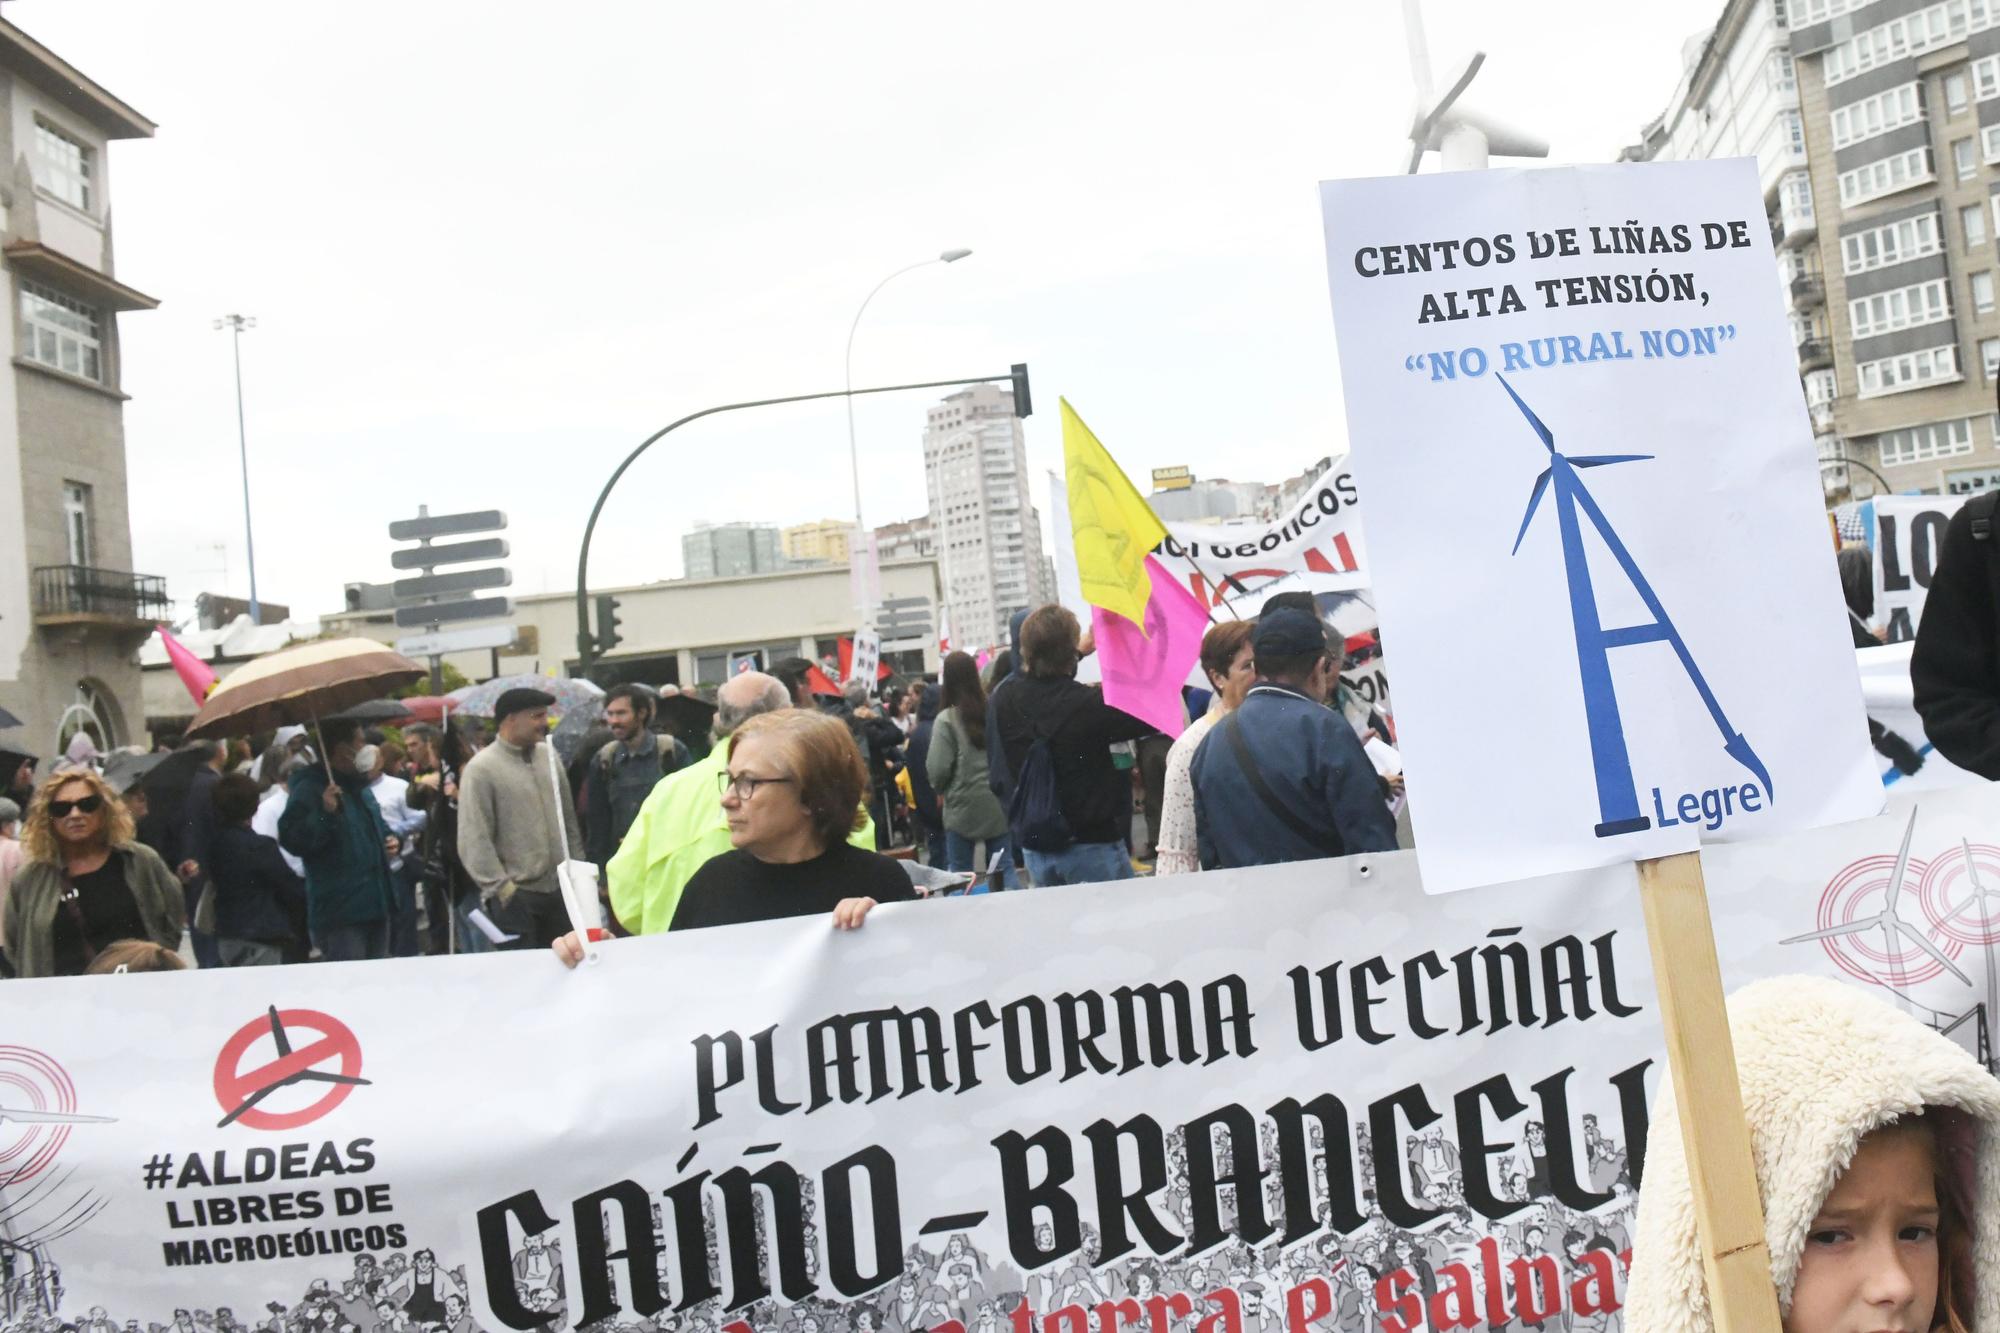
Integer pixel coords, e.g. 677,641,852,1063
1626,975,2000,1333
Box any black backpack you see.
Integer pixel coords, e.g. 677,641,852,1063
1007,695,1086,853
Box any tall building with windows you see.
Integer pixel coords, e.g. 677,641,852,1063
922,382,1048,650
1623,0,1832,477
781,518,852,564
1786,0,2000,495
682,521,783,580
0,20,162,753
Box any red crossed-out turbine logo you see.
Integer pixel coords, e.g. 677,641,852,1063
213,1007,370,1131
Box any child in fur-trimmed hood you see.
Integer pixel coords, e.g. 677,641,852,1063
1626,975,2000,1333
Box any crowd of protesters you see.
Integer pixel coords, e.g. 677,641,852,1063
0,593,1407,978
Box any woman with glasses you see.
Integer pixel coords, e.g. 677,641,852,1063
553,710,911,963
5,768,184,977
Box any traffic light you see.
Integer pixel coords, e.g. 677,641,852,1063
594,594,623,655
1010,362,1032,418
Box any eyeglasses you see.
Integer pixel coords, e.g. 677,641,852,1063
48,794,104,818
720,772,795,802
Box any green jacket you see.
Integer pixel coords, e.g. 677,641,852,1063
926,707,1008,840
5,842,184,979
607,745,875,935
278,765,397,933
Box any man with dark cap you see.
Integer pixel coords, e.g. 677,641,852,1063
1189,608,1396,868
456,687,584,949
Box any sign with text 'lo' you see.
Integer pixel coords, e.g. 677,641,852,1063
1320,159,1879,893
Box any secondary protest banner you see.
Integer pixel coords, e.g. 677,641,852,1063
1863,494,1965,642
1151,467,1369,615
15,786,2000,1329
1320,160,1880,894
1857,642,1979,792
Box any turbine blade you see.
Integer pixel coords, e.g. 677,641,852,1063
1511,471,1552,556
1495,374,1555,453
1897,919,1971,985
1965,840,1987,896
1570,455,1655,468
1885,809,1919,911
268,1005,292,1058
1781,921,1874,944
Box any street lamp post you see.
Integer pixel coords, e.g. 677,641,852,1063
574,364,1030,674
844,248,972,547
213,314,261,623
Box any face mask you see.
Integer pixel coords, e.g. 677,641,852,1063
351,745,380,775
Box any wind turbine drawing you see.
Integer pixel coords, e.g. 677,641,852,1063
1499,373,1773,836
1935,838,2000,1015
1781,808,1968,996
0,1109,111,1127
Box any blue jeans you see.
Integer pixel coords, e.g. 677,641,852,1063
946,830,1021,889
314,919,389,963
1023,840,1133,887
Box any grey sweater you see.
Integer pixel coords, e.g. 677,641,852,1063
456,737,584,901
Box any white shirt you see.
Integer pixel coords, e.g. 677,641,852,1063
368,774,426,869
252,786,304,877
1154,707,1224,877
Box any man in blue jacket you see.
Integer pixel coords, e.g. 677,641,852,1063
279,717,399,962
1190,608,1396,868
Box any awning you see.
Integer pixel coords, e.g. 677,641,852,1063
4,242,158,312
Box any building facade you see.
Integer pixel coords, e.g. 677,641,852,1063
922,382,1048,649
682,521,783,580
1624,0,1830,479
0,21,159,757
781,518,851,564
1788,0,2000,496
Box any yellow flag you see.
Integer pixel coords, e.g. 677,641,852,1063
1062,398,1166,626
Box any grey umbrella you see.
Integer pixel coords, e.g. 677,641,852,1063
0,704,20,731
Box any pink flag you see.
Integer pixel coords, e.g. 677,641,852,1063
156,625,217,707
1092,555,1209,738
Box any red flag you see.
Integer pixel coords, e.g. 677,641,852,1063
804,664,842,697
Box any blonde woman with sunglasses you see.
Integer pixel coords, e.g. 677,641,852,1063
6,767,183,977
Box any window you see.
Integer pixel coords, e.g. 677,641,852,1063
1841,212,1943,275
1980,270,1999,312
1858,344,1962,396
1830,83,1923,149
1826,0,2000,86
1958,137,1979,179
1785,111,1807,156
60,481,89,565
1980,54,2000,100
1984,336,2000,378
1838,147,1935,205
1771,50,1797,91
32,117,89,211
1948,70,1971,114
1847,277,1952,336
20,281,102,381
1967,203,1989,249
1876,416,1977,463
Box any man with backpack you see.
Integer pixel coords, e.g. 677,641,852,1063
584,685,692,866
1188,608,1397,868
993,605,1154,886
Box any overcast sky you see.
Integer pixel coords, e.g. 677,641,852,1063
12,0,1721,621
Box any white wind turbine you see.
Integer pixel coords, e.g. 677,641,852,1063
1401,0,1550,173
1782,808,1970,1002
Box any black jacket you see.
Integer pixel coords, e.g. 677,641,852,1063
1913,493,2000,778
994,674,1152,845
209,823,307,944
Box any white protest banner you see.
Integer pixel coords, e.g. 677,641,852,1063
1864,494,1966,642
17,791,2000,1329
1320,160,1880,893
846,629,880,686
1151,467,1369,614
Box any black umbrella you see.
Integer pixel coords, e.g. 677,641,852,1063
102,751,166,795
324,698,417,724
0,704,21,730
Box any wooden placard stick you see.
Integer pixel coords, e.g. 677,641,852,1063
1636,849,1783,1333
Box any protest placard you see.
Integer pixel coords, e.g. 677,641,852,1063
1863,494,1966,642
1319,160,1880,895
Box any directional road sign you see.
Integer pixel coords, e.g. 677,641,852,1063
388,510,507,542
393,595,513,628
389,538,509,570
392,567,512,600
396,624,519,658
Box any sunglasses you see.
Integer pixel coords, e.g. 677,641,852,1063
48,794,104,818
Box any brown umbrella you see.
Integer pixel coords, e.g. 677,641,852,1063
186,638,425,741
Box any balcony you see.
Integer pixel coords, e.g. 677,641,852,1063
1791,273,1824,306
1810,399,1835,432
34,564,170,634
1799,338,1833,371
1774,200,1816,249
